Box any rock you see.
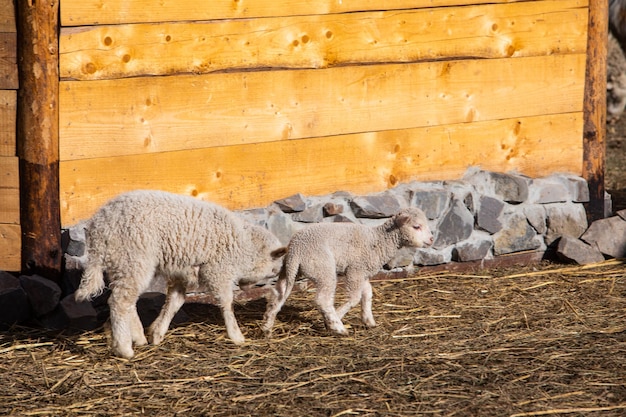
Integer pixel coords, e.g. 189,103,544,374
0,271,31,326
550,174,589,203
414,247,452,266
350,191,405,218
58,294,99,331
292,204,324,223
237,208,269,227
443,180,476,213
556,236,605,265
274,193,307,213
581,216,626,258
385,247,417,269
64,222,87,257
323,202,344,216
20,274,62,317
267,210,304,246
453,233,493,262
463,168,529,204
527,177,570,204
493,212,542,255
544,203,588,246
477,195,504,234
411,188,451,220
523,204,547,234
323,214,357,223
433,199,474,249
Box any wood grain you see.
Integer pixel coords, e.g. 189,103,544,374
60,0,542,26
60,112,583,225
0,223,20,271
60,54,586,161
60,0,588,80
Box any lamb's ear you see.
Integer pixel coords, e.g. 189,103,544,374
394,212,412,227
271,247,288,259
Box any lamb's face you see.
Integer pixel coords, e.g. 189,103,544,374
395,208,434,248
239,225,287,287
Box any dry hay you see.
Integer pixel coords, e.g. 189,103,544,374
1,260,626,416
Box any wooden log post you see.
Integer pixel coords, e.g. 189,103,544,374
16,0,62,280
582,0,608,222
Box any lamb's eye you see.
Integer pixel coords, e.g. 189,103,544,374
413,225,421,231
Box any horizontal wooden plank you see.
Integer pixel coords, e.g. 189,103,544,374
59,0,588,81
60,0,542,26
0,90,16,156
59,54,586,161
59,112,583,225
0,187,19,224
0,223,21,271
0,32,17,89
0,155,18,188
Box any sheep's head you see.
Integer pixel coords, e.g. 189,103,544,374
394,208,434,248
239,225,287,288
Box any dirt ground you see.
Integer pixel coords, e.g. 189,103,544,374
0,123,625,416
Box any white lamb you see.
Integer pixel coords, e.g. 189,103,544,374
74,190,286,359
261,207,434,336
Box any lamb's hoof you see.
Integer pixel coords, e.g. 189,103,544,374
112,344,134,360
134,335,148,346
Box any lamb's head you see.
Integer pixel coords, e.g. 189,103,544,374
393,207,434,248
238,224,287,288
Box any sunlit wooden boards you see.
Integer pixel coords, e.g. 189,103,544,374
0,0,17,271
58,0,589,226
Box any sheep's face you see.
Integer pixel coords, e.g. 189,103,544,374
239,225,287,288
394,208,434,248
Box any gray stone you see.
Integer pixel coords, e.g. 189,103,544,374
443,180,476,213
0,271,31,326
274,193,307,213
350,191,405,218
527,177,570,204
237,208,269,227
414,247,452,266
544,203,588,246
463,168,529,203
523,204,547,234
384,247,417,269
62,254,86,295
618,208,626,222
323,202,344,216
58,294,99,331
267,210,304,246
323,214,357,223
550,174,589,203
556,236,605,265
20,274,62,317
453,233,493,262
493,212,542,255
412,188,451,220
477,195,504,234
581,216,626,258
63,222,87,257
292,204,324,223
606,191,614,218
433,199,474,249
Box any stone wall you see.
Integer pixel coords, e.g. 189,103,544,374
1,168,619,330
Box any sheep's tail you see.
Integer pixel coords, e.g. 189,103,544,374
278,255,300,302
74,228,107,303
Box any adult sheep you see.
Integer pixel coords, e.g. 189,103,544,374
75,190,286,359
261,207,433,336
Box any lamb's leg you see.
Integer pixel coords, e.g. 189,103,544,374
336,271,366,321
314,273,347,335
261,274,293,336
108,286,139,359
147,281,186,346
130,305,148,346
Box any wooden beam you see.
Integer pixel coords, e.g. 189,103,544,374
582,0,608,221
16,0,62,280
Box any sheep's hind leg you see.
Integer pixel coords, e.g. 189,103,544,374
147,282,186,346
314,275,347,335
336,272,366,322
359,279,376,328
130,305,148,346
108,287,139,359
261,275,293,336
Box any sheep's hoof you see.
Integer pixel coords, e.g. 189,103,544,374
112,344,134,360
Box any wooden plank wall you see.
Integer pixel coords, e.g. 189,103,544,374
58,0,589,226
0,0,18,271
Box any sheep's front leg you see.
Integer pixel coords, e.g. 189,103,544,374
261,275,293,336
130,305,148,346
147,282,186,346
336,271,366,322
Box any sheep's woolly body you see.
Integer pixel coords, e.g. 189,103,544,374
75,190,286,359
262,207,433,336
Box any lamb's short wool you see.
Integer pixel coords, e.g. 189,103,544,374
262,207,433,336
75,190,286,359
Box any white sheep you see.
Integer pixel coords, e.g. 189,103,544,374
74,190,286,359
261,207,433,336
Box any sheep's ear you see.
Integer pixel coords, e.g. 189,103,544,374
394,213,412,227
271,247,288,259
